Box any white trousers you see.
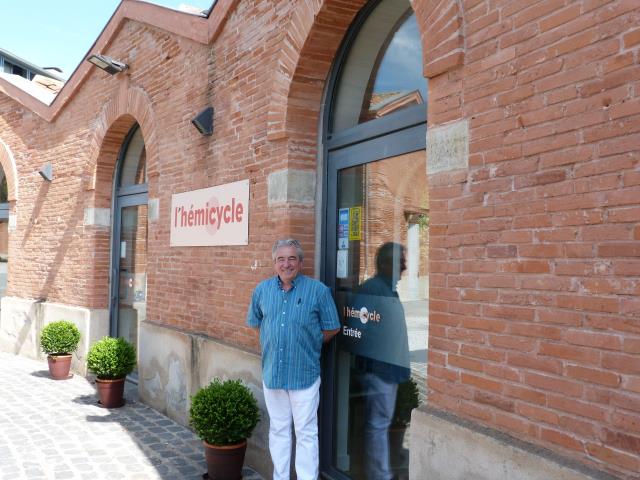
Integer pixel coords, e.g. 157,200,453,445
263,377,321,480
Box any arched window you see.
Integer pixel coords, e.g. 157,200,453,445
0,174,7,203
330,0,427,133
117,126,146,188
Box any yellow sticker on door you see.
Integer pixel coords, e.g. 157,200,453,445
349,206,362,241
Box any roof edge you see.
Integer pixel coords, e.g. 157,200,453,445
0,0,239,122
0,47,65,82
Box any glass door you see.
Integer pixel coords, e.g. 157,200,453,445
111,193,148,367
323,142,428,480
319,1,428,476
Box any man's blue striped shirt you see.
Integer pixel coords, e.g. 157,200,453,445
247,274,340,390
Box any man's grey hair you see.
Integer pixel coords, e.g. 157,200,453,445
272,239,304,262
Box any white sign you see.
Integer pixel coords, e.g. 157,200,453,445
170,180,249,246
336,249,348,279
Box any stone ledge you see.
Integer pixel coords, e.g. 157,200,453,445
0,297,109,375
409,406,619,480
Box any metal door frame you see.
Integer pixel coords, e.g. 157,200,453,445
317,0,428,475
110,190,148,337
320,124,426,479
109,125,148,338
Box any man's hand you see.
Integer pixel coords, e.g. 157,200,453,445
323,328,340,343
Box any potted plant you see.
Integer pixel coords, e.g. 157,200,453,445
190,378,260,480
86,336,136,408
392,376,420,429
40,320,81,380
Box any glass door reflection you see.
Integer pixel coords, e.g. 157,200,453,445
116,203,147,369
332,150,428,480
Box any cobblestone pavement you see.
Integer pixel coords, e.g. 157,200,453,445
0,352,264,480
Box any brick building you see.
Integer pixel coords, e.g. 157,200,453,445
0,0,638,479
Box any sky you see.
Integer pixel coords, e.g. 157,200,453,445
0,0,214,79
372,14,427,101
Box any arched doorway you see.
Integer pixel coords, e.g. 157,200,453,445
321,0,429,478
110,124,148,370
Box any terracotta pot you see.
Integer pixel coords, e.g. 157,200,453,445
203,439,247,480
47,354,73,380
95,377,126,408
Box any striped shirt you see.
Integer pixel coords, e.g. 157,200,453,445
247,274,340,390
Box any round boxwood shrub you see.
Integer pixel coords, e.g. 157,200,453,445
190,378,260,446
392,376,420,428
40,320,81,355
86,337,136,379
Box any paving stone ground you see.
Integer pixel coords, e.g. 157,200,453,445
0,352,264,480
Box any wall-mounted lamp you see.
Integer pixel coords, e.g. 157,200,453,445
86,54,128,75
38,162,53,182
192,106,214,136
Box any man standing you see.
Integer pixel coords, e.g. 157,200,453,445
247,239,340,480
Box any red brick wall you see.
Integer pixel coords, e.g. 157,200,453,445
0,222,7,257
360,151,430,278
426,1,640,477
0,0,638,477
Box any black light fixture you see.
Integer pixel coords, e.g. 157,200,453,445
192,106,214,136
86,54,128,75
38,162,53,182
